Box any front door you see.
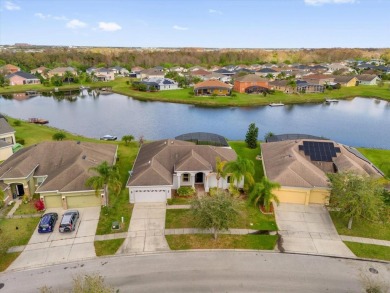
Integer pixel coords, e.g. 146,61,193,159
16,184,25,196
195,172,203,184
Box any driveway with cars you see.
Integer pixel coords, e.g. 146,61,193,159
7,207,100,271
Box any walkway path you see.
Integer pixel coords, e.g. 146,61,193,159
340,235,390,247
117,203,170,254
6,198,22,218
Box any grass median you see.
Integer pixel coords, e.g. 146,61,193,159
344,242,390,261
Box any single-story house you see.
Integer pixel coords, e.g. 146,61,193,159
0,115,15,161
190,69,212,80
269,80,295,94
140,78,179,90
0,141,117,209
139,68,165,79
255,68,279,78
214,68,236,76
302,74,335,85
0,64,20,75
126,139,242,203
193,80,232,96
109,66,130,76
296,80,325,93
261,137,383,205
131,66,145,73
356,74,381,85
30,66,48,75
233,74,269,93
47,67,77,78
204,72,231,83
332,76,358,87
6,71,41,86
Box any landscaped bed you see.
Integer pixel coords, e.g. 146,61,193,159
166,234,278,250
344,242,390,261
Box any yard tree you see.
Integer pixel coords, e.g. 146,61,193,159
249,178,280,212
215,156,227,194
121,134,134,145
264,131,274,141
52,132,66,141
328,172,385,230
224,156,255,192
0,188,4,208
245,122,259,149
191,193,240,240
86,161,122,207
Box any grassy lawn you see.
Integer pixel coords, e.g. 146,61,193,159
13,199,43,216
167,195,194,205
166,234,278,250
0,217,40,271
229,141,264,182
166,203,277,231
357,148,390,178
344,242,390,261
330,211,390,241
94,239,124,256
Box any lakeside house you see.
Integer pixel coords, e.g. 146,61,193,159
30,66,48,75
333,76,358,87
302,74,335,85
193,80,232,96
0,141,117,209
0,115,15,161
137,78,179,91
139,68,165,79
5,71,41,86
126,138,242,203
47,67,77,78
356,74,381,85
261,135,383,205
269,80,295,93
0,64,20,75
233,74,269,93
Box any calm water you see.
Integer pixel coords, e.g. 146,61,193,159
0,92,389,148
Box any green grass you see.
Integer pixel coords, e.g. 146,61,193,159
357,148,390,178
330,211,390,241
0,217,40,271
13,200,43,216
167,195,194,205
344,242,390,261
165,202,277,231
94,239,124,256
229,141,264,182
166,234,278,250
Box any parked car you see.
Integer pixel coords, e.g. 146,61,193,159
100,135,117,141
38,212,58,233
59,210,80,233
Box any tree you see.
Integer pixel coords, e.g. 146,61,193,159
85,161,122,207
52,132,66,141
328,172,385,230
249,178,280,212
63,71,74,84
265,73,274,79
264,131,274,141
245,123,259,149
0,188,4,209
224,156,255,192
191,193,240,239
287,79,297,92
50,74,63,86
0,74,10,87
215,156,227,195
122,134,134,145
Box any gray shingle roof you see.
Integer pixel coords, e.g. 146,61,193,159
0,118,14,135
6,71,39,80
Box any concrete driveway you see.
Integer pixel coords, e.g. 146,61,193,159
275,203,355,258
7,207,100,271
118,203,169,254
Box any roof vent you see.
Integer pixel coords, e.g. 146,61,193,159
148,160,151,164
82,155,86,160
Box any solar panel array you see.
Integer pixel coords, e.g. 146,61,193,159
299,141,341,162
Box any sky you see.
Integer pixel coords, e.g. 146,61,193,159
0,0,389,48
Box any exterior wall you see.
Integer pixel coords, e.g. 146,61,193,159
359,77,379,85
40,190,103,209
8,76,25,85
233,81,269,93
0,132,15,145
342,78,358,87
274,186,330,205
128,186,172,203
159,83,179,90
194,88,230,96
0,146,13,161
2,176,34,198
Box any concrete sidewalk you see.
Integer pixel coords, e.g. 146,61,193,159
340,235,390,247
118,203,169,254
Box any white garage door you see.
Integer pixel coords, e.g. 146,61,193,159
134,190,167,203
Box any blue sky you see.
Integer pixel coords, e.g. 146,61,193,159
1,0,389,48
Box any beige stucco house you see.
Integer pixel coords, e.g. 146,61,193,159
261,136,383,205
0,115,15,161
0,141,117,209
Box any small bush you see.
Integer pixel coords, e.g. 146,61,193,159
22,194,29,204
167,198,173,205
13,120,21,126
177,186,195,197
34,199,45,211
16,138,25,145
52,132,66,141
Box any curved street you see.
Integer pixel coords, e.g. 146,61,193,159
1,251,389,293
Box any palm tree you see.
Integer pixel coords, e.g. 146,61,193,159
215,156,227,195
224,156,255,192
85,161,122,207
121,134,134,145
63,71,74,84
249,177,280,212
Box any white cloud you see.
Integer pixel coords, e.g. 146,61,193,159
35,13,68,20
66,19,87,29
4,1,20,10
209,9,222,15
173,25,188,31
98,22,122,31
304,0,356,5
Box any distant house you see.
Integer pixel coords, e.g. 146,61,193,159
139,68,165,79
131,66,145,73
0,115,15,161
190,69,212,80
269,80,295,94
214,68,236,76
6,71,41,86
356,74,381,85
109,66,129,76
296,80,325,93
47,67,77,78
170,66,186,73
326,63,353,73
233,74,269,93
86,67,97,75
94,68,115,81
0,64,20,74
188,66,206,72
204,72,231,83
333,76,358,87
302,74,335,85
255,68,279,78
193,80,231,96
30,66,48,75
139,78,179,91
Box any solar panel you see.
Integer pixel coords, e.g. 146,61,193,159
300,141,340,162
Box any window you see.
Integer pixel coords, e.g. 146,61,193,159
183,174,189,182
227,176,231,183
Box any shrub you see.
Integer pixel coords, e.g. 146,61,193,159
177,186,195,197
22,194,29,204
52,132,66,141
34,199,45,211
13,120,21,126
16,138,25,145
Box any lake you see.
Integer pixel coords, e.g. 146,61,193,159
0,91,389,148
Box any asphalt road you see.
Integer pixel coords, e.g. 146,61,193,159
1,251,389,293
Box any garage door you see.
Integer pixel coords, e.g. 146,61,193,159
134,190,166,203
275,189,306,204
66,195,101,208
44,195,62,208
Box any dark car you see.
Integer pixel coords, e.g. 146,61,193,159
100,135,117,141
38,213,58,233
59,210,80,233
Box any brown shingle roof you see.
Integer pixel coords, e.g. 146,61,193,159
193,80,231,90
332,76,357,83
261,139,383,189
356,74,379,82
235,74,268,83
0,118,14,135
127,140,236,187
0,141,117,193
